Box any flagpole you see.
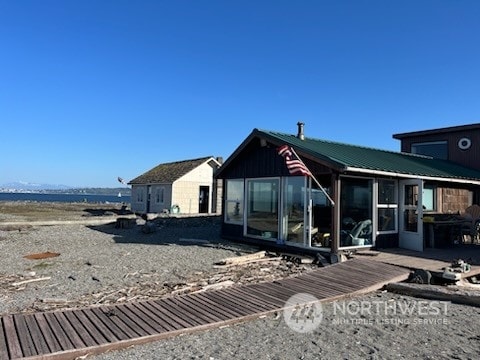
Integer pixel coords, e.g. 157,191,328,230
290,147,335,206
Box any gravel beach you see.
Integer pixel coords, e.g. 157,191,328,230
1,203,480,359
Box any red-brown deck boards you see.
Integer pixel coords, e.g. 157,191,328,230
149,300,193,329
170,296,225,323
129,302,174,332
112,304,157,336
0,258,410,360
160,298,206,327
186,293,243,319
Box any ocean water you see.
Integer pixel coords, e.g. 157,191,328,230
0,192,131,204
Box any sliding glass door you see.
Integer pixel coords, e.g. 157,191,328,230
246,178,279,240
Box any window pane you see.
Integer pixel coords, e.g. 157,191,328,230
411,141,448,160
226,180,244,200
423,187,435,211
378,208,395,232
378,180,396,204
225,179,244,224
226,201,243,222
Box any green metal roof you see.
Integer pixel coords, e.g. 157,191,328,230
258,129,480,182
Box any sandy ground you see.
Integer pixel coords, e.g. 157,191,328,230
1,202,480,359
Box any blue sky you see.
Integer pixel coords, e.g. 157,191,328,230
1,1,480,188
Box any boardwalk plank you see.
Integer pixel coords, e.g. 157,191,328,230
214,289,275,313
109,305,153,337
3,315,23,359
53,311,86,348
161,298,207,327
74,310,110,345
63,310,98,347
171,296,226,323
201,292,257,317
23,314,50,356
131,302,177,332
13,314,37,357
122,304,165,335
0,319,11,360
34,313,63,353
186,293,243,319
177,295,232,321
149,300,193,329
227,287,284,308
90,308,131,341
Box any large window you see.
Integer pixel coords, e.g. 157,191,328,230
340,177,373,247
225,179,244,224
411,141,448,160
246,178,279,239
377,179,397,233
282,177,306,244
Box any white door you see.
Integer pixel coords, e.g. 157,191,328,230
399,179,424,251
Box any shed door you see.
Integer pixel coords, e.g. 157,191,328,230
399,179,423,251
199,186,209,213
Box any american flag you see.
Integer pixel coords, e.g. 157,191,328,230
117,177,126,185
277,145,312,176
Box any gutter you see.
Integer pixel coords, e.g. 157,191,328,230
344,167,480,185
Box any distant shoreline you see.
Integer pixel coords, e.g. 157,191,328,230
0,192,131,204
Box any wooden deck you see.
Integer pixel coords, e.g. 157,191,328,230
0,258,410,360
356,245,480,277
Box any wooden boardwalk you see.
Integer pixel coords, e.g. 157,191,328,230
0,259,410,360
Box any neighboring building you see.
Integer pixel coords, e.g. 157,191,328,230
215,123,480,256
393,123,480,204
128,156,222,215
393,123,480,171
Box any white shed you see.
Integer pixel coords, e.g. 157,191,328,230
128,156,222,215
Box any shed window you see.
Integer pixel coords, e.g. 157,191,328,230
156,187,165,204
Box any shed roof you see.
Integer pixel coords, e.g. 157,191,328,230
129,156,220,185
217,128,480,184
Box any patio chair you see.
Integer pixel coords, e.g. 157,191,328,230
348,219,372,246
461,205,480,244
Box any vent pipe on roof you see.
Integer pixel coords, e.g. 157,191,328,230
297,121,305,140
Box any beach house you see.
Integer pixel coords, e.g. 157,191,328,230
215,123,480,256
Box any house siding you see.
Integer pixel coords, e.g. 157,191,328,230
172,162,217,214
148,184,173,213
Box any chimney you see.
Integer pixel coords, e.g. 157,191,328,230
297,121,305,140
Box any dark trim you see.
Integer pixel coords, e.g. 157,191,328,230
393,123,480,139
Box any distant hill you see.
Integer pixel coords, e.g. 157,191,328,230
1,181,72,191
0,182,131,196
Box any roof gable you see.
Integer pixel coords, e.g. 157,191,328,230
129,156,220,185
